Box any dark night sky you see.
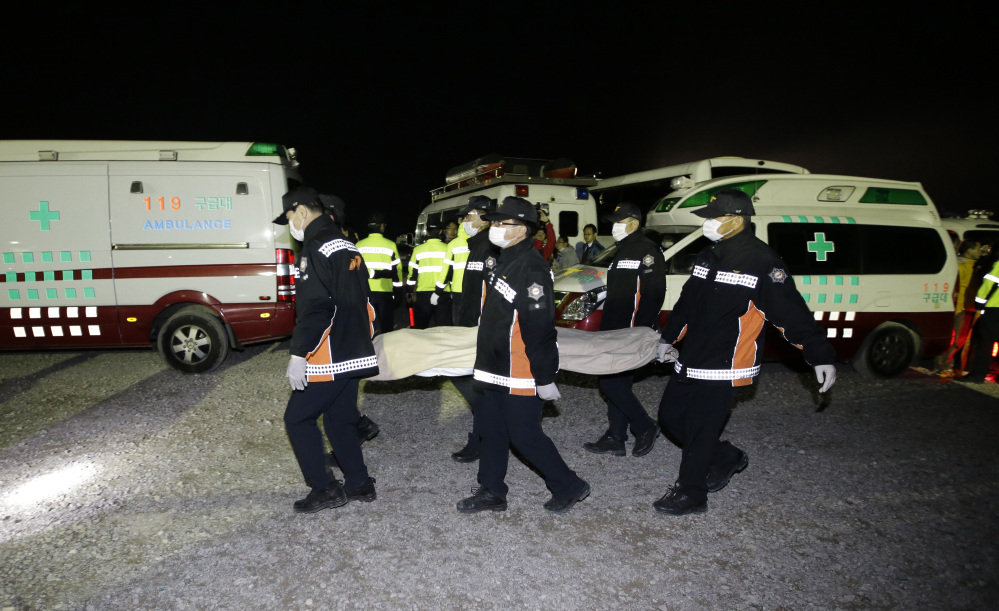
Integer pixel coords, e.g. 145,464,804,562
2,6,993,232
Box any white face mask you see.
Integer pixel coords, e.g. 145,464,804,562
702,217,736,242
488,225,516,248
463,220,479,238
612,221,632,243
289,213,305,242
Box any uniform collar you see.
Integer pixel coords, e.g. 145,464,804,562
303,214,336,242
710,226,752,256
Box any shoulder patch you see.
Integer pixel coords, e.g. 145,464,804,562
769,267,788,283
643,254,654,267
300,257,308,273
527,282,544,301
485,256,497,269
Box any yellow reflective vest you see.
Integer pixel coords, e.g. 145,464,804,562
408,238,449,293
442,226,471,293
975,259,999,310
357,232,403,293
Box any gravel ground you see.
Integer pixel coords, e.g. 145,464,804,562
1,343,998,610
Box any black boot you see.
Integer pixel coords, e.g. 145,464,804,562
293,482,348,513
451,433,480,463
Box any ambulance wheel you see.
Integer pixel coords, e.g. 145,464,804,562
157,308,230,374
852,322,916,378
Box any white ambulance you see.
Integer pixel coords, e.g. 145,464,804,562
554,168,958,378
0,140,301,373
415,154,599,245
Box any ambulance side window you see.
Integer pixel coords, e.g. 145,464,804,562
669,236,712,275
768,224,946,275
558,211,579,238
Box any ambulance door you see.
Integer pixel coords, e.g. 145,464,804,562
107,161,275,345
0,162,119,348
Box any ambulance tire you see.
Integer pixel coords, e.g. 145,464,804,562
852,322,917,378
157,308,230,374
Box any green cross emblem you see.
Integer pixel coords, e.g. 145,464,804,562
29,201,60,231
807,232,835,261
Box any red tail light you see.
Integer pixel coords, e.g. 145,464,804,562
992,342,998,358
276,248,296,302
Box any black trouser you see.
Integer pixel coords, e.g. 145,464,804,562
657,378,740,502
599,371,655,440
284,377,369,490
477,389,584,502
369,291,395,335
451,293,464,324
412,292,453,329
452,375,483,451
968,309,999,379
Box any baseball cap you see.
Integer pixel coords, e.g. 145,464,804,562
483,196,538,225
459,195,496,217
274,186,319,225
603,202,642,223
692,189,756,218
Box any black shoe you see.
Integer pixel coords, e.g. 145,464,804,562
293,482,348,513
456,487,507,514
583,433,626,457
653,484,707,516
451,433,480,463
345,477,377,503
357,415,380,441
632,422,660,457
544,481,590,514
706,450,748,493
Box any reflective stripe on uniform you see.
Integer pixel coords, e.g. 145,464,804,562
307,355,379,378
473,369,536,389
675,361,761,380
359,246,396,257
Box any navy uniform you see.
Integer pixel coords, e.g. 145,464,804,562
584,203,666,458
654,189,836,515
277,187,379,513
446,196,499,462
457,197,589,514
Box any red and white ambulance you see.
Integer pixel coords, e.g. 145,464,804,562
0,140,300,372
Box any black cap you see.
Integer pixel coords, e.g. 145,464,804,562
603,202,642,223
483,196,538,225
319,194,347,225
692,189,756,218
459,195,496,217
367,212,385,228
274,186,319,225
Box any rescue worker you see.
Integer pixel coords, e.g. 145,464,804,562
456,196,589,514
357,212,404,335
443,195,498,462
275,186,379,513
653,189,836,516
935,239,982,375
407,229,450,328
964,254,999,383
583,203,666,458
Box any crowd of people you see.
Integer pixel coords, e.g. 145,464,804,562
274,186,839,517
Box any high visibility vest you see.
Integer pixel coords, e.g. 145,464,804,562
443,227,471,293
357,232,403,293
408,239,448,292
975,259,999,310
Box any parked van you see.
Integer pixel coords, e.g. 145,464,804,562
941,211,999,248
416,154,598,245
554,171,957,378
0,140,301,373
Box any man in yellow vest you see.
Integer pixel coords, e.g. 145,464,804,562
965,254,999,383
357,213,403,335
408,228,451,328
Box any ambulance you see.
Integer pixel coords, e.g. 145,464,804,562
553,166,958,378
0,140,301,373
941,211,999,248
415,154,599,244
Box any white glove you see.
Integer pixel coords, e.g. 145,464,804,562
430,293,440,306
537,383,561,401
656,340,679,363
814,364,837,393
286,355,308,391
